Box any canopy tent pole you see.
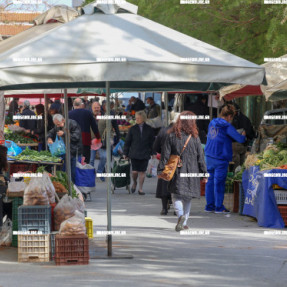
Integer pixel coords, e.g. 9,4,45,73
44,93,48,151
0,91,5,144
209,93,213,121
106,81,112,257
64,88,72,196
163,92,168,127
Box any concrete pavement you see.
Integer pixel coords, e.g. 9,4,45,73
0,176,287,287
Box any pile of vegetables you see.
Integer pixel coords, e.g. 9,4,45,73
5,132,37,144
51,171,77,198
36,168,78,198
232,168,244,181
244,144,287,171
12,147,61,163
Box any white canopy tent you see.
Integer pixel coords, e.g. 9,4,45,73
219,55,287,101
0,2,265,90
0,0,266,257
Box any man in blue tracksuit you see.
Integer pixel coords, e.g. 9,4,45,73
204,104,246,213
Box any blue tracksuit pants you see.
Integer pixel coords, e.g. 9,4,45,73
205,156,229,211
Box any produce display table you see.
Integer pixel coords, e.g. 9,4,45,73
8,159,63,176
17,143,39,147
242,166,287,228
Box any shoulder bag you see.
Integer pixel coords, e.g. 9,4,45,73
158,135,191,181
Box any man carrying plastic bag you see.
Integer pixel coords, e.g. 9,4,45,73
47,114,82,182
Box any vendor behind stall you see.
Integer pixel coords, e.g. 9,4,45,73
231,103,255,169
19,100,36,133
31,104,45,151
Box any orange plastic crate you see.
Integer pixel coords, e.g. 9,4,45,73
278,205,287,226
54,234,89,266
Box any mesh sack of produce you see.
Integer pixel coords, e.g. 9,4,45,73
23,177,49,206
59,210,86,236
54,194,76,231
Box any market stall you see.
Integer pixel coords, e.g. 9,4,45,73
236,144,287,228
0,0,266,261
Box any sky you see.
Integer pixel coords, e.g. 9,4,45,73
1,0,74,12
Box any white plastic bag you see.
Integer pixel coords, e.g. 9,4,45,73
54,194,76,231
42,172,56,204
147,158,159,178
8,181,26,193
59,210,86,235
0,219,12,246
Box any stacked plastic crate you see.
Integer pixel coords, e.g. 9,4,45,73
17,205,51,262
53,216,91,265
54,234,89,265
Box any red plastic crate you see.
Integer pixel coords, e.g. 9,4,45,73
9,163,38,176
54,234,89,265
200,180,206,196
278,205,287,226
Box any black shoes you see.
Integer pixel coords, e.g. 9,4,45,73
138,190,145,195
160,209,168,215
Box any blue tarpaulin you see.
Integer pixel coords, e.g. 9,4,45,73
242,167,287,228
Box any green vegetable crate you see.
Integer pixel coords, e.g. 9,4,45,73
12,197,23,247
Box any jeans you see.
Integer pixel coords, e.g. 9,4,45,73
172,194,192,226
205,156,229,211
62,155,78,183
90,148,107,179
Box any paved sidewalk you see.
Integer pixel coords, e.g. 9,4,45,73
1,176,287,287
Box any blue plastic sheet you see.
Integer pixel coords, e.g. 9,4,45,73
5,140,22,157
242,167,287,228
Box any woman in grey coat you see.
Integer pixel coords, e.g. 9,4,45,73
158,111,207,231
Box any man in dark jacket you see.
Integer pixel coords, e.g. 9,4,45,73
69,98,100,163
47,114,82,183
130,96,146,112
146,97,160,119
186,95,209,144
19,100,37,132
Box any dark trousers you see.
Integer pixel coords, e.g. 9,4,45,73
82,145,91,164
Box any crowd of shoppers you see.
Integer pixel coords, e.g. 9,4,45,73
6,94,253,232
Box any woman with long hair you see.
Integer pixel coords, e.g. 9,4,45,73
158,111,207,231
